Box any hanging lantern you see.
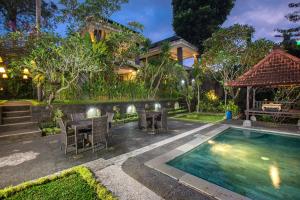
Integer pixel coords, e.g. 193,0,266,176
23,74,28,80
2,73,8,79
0,56,3,63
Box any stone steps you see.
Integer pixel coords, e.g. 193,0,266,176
2,110,31,118
2,116,32,124
2,105,31,112
0,104,41,139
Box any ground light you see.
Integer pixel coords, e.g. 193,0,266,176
86,108,101,118
154,103,161,111
126,105,136,114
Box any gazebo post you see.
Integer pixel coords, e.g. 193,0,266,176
246,86,251,120
252,88,256,109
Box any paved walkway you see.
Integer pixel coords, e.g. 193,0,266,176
84,124,214,200
0,119,203,188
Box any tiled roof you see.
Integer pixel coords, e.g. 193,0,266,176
150,36,182,48
226,48,300,87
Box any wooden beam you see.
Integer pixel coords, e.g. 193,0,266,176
177,47,183,65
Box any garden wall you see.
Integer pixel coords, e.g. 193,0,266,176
31,100,177,123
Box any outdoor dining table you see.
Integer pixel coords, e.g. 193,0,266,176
146,111,161,132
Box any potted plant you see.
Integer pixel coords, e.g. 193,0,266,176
223,100,238,120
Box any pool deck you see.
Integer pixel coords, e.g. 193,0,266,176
0,119,203,188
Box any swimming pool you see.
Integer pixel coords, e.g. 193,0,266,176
167,128,300,200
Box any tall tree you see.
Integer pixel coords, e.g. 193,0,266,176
276,2,300,57
202,24,274,104
58,0,128,31
172,0,235,51
0,0,57,32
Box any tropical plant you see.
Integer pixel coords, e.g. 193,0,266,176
138,42,184,99
192,64,206,113
22,33,103,107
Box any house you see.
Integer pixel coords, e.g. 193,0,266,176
81,18,199,80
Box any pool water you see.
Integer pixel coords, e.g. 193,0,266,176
167,128,300,200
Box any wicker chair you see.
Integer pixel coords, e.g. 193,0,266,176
137,109,147,129
89,116,108,153
71,113,86,121
107,112,114,129
155,108,168,133
58,118,84,154
71,112,91,134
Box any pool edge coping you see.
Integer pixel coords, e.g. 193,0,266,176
145,125,251,200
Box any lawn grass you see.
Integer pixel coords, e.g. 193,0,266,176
0,166,116,200
173,112,225,123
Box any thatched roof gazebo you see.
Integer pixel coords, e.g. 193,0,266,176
226,48,300,122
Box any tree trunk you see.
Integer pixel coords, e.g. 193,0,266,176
224,88,228,106
36,0,42,101
36,0,41,35
196,84,200,113
186,97,191,113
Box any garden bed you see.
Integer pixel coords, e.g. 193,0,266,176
173,112,225,123
0,166,116,200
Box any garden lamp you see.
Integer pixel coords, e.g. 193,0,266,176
0,63,5,73
2,73,8,79
23,75,28,80
23,68,30,74
0,66,5,73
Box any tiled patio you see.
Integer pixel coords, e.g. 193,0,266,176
0,119,203,188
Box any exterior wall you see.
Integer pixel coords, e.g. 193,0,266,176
119,71,137,81
31,100,176,123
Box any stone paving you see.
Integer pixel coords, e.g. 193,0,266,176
83,123,214,200
0,119,202,188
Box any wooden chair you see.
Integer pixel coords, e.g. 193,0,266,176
89,116,108,153
137,109,147,129
58,118,84,155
